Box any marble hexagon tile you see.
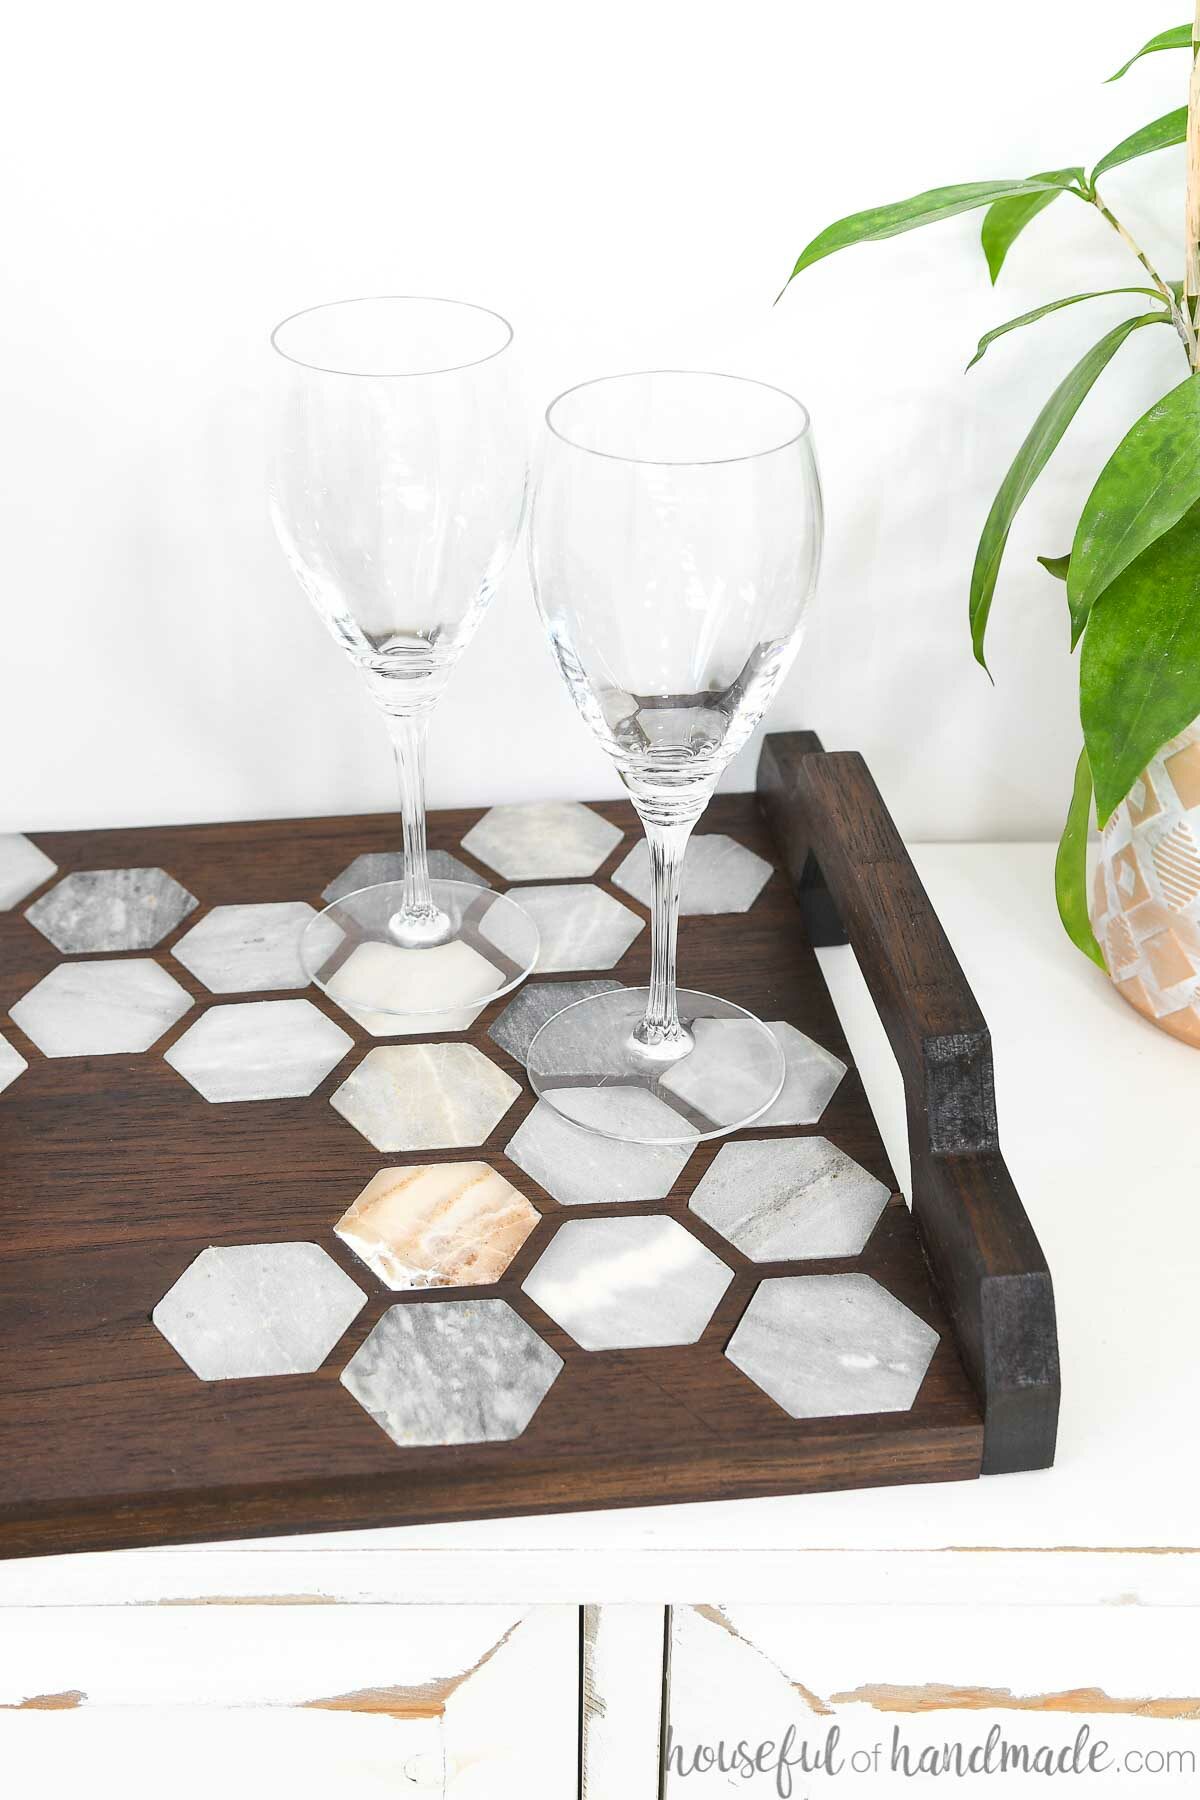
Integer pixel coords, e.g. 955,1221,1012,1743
10,959,194,1056
323,939,501,1039
164,998,352,1102
613,834,772,915
322,849,487,905
461,801,622,881
0,1031,29,1095
341,1298,563,1446
330,1043,521,1152
26,867,198,952
505,1093,695,1206
689,1136,889,1262
153,1242,366,1379
172,901,327,993
0,834,56,909
335,1162,540,1290
487,979,622,1067
725,1273,939,1418
757,1022,848,1127
489,884,642,973
522,1214,733,1350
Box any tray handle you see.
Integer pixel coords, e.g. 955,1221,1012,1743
757,730,1060,1476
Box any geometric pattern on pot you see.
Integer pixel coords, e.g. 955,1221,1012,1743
152,1242,367,1380
505,1094,695,1205
497,885,643,973
726,1273,938,1418
522,1214,733,1349
172,901,324,993
335,1162,540,1290
613,833,772,914
25,867,198,952
330,1043,521,1151
164,998,352,1102
689,1137,889,1261
322,848,488,905
0,833,57,910
341,1298,563,1446
1093,716,1200,1047
461,801,623,880
10,959,194,1056
757,1022,848,1126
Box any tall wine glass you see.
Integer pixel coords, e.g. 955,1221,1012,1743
526,371,822,1144
269,297,538,1023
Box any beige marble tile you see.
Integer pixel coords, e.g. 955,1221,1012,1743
335,1162,540,1290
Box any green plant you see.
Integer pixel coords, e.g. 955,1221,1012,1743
782,11,1200,967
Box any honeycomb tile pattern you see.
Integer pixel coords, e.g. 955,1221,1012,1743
496,884,642,973
461,801,622,880
613,833,772,914
26,867,198,952
10,959,193,1056
758,1022,848,1127
153,1242,366,1379
689,1137,889,1262
487,978,621,1067
324,939,499,1038
341,1298,562,1446
505,1093,695,1205
335,1163,540,1290
322,849,487,904
523,1214,732,1350
165,998,352,1102
0,833,56,909
330,1043,521,1151
0,1031,29,1095
172,901,326,993
726,1274,939,1418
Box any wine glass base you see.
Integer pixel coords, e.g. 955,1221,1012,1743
525,987,785,1145
302,879,539,1029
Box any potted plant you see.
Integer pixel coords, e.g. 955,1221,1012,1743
784,13,1200,1045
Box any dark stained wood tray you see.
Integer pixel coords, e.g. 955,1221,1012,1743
0,731,1058,1558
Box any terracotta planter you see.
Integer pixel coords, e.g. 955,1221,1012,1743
1092,718,1200,1047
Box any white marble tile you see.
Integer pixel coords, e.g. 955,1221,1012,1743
489,884,642,973
689,1136,889,1261
613,834,772,914
522,1214,732,1350
322,849,487,904
487,979,621,1067
756,1021,848,1126
658,1017,782,1125
0,834,56,910
330,1043,521,1152
324,939,500,1036
0,1030,29,1095
172,901,324,993
153,1242,366,1380
10,959,194,1056
340,1298,562,1446
505,1093,695,1206
26,867,198,952
462,801,622,880
165,998,352,1102
725,1273,939,1418
335,1162,540,1290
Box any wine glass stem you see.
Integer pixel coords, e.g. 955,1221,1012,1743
633,816,696,1059
385,713,450,946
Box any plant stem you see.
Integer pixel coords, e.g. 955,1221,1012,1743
1186,0,1200,366
1088,193,1194,358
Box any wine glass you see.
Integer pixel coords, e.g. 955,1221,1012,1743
269,297,538,1024
526,370,822,1144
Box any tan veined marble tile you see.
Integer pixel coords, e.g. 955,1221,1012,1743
335,1162,540,1290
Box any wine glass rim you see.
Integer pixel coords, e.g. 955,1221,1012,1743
544,369,812,467
269,294,515,378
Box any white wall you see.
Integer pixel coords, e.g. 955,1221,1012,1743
0,0,1186,839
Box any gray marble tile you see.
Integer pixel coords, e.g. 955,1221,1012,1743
26,867,198,952
487,979,621,1067
10,959,194,1056
613,833,772,914
462,801,622,880
689,1136,889,1261
340,1298,562,1446
757,1022,848,1127
330,1043,521,1152
657,1017,782,1125
490,884,642,973
153,1242,366,1380
324,938,500,1037
322,849,488,905
0,834,57,910
335,1162,540,1290
522,1214,732,1350
0,1031,28,1095
725,1274,939,1418
505,1093,695,1205
165,998,352,1102
172,901,326,993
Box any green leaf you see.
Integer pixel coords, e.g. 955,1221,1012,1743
1068,374,1200,645
1038,552,1071,579
1092,107,1188,182
1081,498,1200,824
967,286,1162,367
1055,749,1106,969
783,179,1071,286
1106,24,1192,81
980,169,1084,283
969,313,1165,669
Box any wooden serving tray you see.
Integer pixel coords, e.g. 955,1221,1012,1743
0,732,1059,1558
